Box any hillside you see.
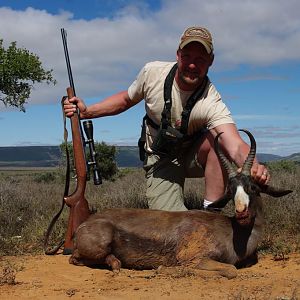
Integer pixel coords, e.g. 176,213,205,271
0,146,143,168
0,146,61,167
0,146,298,168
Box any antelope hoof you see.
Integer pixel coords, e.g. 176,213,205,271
105,254,121,272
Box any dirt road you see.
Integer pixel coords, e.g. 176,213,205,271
1,253,300,299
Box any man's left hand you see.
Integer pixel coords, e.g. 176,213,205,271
250,164,270,185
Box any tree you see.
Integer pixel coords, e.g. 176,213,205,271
94,141,118,180
60,141,118,181
0,39,56,112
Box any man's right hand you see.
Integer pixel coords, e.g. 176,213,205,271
63,96,87,118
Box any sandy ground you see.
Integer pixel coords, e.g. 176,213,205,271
1,253,300,300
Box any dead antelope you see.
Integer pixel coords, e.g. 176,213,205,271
69,129,292,279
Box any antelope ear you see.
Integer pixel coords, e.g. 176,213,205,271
259,184,293,197
207,194,231,209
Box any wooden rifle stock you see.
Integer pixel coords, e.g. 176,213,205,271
63,87,91,255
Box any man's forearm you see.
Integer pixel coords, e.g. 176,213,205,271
81,91,134,119
231,142,259,169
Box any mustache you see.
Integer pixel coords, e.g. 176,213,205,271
180,69,199,76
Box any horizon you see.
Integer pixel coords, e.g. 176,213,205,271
0,1,299,156
0,144,296,158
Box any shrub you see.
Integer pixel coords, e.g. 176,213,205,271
267,160,298,173
59,141,118,180
33,172,56,183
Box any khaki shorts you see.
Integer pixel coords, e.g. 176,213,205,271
143,137,204,211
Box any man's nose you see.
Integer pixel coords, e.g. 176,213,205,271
188,62,197,69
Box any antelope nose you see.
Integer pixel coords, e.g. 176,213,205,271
235,203,247,213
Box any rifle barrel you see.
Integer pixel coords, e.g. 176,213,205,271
61,28,76,96
61,28,102,186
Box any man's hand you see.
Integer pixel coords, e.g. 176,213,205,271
237,163,270,185
251,163,270,185
212,124,271,186
63,96,87,118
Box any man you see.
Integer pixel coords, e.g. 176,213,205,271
64,26,270,211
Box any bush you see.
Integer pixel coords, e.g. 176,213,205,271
95,141,118,180
60,141,118,181
33,172,56,183
267,160,298,173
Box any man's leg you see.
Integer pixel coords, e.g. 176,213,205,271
195,132,227,202
144,154,187,211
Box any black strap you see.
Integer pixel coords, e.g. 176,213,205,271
163,63,209,135
44,96,71,255
180,75,208,135
144,114,159,130
162,63,178,129
142,63,209,136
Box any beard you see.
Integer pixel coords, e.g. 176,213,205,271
178,70,202,87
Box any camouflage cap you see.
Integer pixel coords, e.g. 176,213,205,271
179,26,214,54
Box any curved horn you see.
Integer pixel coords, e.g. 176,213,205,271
239,129,256,176
214,132,237,178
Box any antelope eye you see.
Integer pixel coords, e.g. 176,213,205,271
249,183,259,194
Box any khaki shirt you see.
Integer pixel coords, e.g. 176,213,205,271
128,61,234,153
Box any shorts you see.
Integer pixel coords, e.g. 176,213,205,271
143,136,205,211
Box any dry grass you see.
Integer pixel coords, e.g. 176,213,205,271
0,161,299,257
0,265,17,286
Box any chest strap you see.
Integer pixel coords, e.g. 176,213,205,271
151,63,209,134
138,64,209,161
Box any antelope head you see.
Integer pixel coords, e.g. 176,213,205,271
209,129,292,226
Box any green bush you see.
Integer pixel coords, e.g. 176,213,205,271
60,141,118,181
33,172,56,183
267,160,298,173
94,141,118,180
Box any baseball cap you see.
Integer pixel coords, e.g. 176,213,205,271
179,26,214,54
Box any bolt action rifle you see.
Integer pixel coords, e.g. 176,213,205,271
44,28,101,255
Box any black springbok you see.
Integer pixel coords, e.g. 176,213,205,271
69,129,292,278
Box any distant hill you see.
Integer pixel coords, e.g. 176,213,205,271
115,146,142,167
0,146,298,168
0,146,143,168
282,152,300,162
256,153,282,162
0,146,61,167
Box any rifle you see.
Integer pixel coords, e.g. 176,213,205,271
44,28,101,255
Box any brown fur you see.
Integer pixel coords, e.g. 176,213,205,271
69,130,292,279
69,208,261,279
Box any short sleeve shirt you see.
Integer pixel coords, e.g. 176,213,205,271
128,61,234,152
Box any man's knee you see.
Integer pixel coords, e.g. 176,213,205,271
147,194,188,211
146,175,187,211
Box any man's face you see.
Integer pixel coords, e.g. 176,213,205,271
176,42,213,90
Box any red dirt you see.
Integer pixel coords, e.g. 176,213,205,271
1,253,300,299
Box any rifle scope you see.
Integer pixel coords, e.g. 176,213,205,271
83,120,102,185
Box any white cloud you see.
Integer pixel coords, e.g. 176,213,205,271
234,114,299,121
1,1,300,109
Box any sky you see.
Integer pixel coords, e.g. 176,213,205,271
0,0,299,156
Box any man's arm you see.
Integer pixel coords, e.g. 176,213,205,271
210,123,270,184
64,90,138,119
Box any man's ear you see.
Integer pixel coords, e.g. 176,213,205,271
209,53,214,66
176,49,180,61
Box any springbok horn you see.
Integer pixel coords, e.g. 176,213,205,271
239,129,256,176
259,184,293,197
214,132,237,178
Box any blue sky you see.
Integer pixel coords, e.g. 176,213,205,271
0,0,299,156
